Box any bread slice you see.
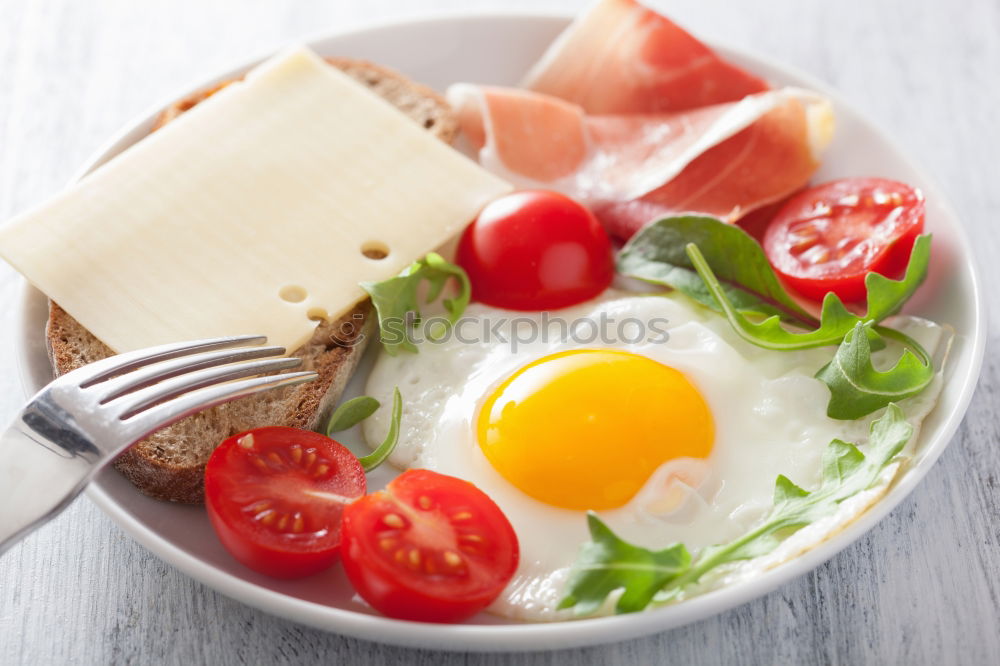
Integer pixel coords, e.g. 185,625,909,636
46,57,458,503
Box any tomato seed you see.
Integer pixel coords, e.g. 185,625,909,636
382,513,405,529
417,495,432,510
237,434,255,450
245,500,272,514
789,237,818,254
458,534,484,553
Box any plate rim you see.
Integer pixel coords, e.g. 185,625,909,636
12,9,987,652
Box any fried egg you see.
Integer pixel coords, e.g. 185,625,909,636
362,290,944,620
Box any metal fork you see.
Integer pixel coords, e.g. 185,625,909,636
0,334,317,555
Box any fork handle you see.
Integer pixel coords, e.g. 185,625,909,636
0,417,97,556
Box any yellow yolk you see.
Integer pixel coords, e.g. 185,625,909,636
476,349,715,510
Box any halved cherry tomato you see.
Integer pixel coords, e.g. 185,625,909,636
736,188,804,243
456,190,614,310
763,178,925,302
204,427,366,579
340,469,519,623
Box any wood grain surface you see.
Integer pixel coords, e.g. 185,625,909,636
1,0,998,663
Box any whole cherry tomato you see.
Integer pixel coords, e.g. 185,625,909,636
457,190,614,310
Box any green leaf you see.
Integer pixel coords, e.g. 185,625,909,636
773,475,810,503
357,387,402,472
815,322,934,420
559,406,913,614
325,395,380,435
360,252,471,355
821,439,865,483
557,512,692,616
617,216,815,324
661,404,913,598
684,234,932,350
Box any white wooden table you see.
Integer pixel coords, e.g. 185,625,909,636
1,0,998,663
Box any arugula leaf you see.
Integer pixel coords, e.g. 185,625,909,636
557,513,691,615
325,395,380,435
815,323,934,420
361,253,471,355
669,403,913,589
684,234,932,350
357,387,402,472
558,405,913,615
617,216,816,324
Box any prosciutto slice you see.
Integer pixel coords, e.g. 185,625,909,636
448,84,833,239
522,0,769,113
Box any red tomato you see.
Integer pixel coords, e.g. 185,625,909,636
763,178,925,302
340,469,519,623
736,188,804,243
204,427,366,579
456,190,614,310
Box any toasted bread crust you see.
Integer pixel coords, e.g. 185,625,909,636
46,57,456,503
150,57,458,142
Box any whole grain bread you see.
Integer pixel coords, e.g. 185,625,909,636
46,57,459,503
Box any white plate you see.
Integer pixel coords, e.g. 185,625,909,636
13,11,985,652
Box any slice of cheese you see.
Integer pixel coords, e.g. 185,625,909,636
0,47,511,353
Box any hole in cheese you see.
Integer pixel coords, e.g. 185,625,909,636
307,307,329,322
361,241,390,260
279,285,308,303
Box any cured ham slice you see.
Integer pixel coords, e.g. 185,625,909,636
593,98,832,238
523,0,769,113
448,84,833,239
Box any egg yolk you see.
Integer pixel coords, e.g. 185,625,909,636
476,349,714,510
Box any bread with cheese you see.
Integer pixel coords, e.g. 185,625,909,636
46,57,458,503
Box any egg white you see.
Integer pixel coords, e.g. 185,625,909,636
362,290,944,620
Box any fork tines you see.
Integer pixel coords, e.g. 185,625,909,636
69,335,317,439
